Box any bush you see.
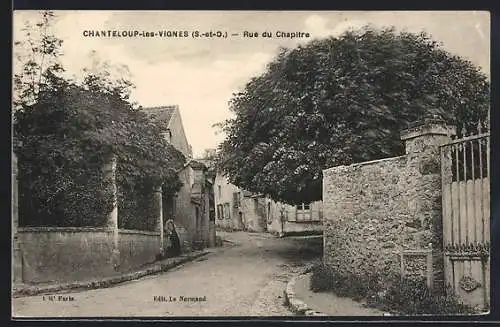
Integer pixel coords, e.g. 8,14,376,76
118,183,158,231
310,264,383,300
310,263,334,292
14,76,184,229
378,276,477,315
18,161,113,227
309,264,477,315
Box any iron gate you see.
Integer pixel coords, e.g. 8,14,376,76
440,122,490,309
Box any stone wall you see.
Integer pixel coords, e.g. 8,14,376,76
17,227,162,284
118,229,161,272
18,227,116,284
322,121,455,289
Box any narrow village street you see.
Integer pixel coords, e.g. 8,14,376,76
13,232,322,317
11,11,492,320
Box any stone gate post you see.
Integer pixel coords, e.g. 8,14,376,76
103,155,120,270
400,117,456,292
155,185,164,257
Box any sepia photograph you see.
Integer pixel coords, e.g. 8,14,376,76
11,10,490,318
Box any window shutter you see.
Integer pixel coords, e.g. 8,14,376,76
285,206,296,222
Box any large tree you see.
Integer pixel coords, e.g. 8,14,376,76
13,11,185,228
217,26,490,205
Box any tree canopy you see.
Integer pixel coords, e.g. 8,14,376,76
217,26,490,205
14,11,185,227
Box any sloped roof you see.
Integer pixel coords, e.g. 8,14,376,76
141,105,177,126
194,158,214,168
189,160,207,170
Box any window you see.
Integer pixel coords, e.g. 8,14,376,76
295,202,314,222
223,203,230,220
267,202,272,224
218,185,222,198
233,192,241,208
217,204,223,220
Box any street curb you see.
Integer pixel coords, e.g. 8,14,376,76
12,250,211,298
284,264,328,317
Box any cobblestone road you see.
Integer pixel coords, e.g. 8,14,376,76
13,232,322,318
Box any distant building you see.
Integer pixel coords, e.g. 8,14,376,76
214,174,267,232
214,173,323,235
193,153,217,247
265,199,323,236
142,105,215,250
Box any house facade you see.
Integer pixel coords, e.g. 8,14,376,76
214,174,267,232
214,173,323,235
194,156,217,247
142,105,215,250
265,199,323,236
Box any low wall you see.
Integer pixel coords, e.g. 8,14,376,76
322,153,443,285
267,216,323,235
17,227,162,284
18,227,115,284
118,229,160,272
283,221,323,234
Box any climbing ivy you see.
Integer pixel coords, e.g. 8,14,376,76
14,79,185,228
13,11,185,228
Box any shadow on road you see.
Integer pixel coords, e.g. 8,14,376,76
268,237,323,265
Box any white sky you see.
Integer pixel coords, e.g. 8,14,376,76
12,11,490,157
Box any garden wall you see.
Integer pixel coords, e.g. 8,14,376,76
18,227,161,284
322,121,455,289
18,227,115,284
118,229,161,272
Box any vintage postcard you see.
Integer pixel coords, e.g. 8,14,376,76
11,10,491,319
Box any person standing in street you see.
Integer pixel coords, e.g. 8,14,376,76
164,219,181,257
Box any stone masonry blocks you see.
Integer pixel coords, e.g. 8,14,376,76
323,121,454,290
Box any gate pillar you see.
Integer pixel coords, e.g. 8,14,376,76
400,117,456,293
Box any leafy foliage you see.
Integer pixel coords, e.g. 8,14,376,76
376,275,477,315
217,26,490,204
14,11,185,228
13,10,64,108
309,263,477,315
15,80,185,228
